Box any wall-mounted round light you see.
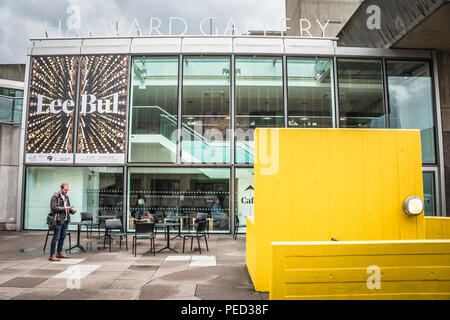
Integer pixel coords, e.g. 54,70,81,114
403,196,424,216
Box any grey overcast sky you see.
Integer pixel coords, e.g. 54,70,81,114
0,0,285,64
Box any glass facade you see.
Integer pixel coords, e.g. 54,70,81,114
182,56,231,163
235,57,284,164
128,167,230,232
287,58,334,128
129,57,179,163
338,59,386,128
24,167,123,230
22,53,443,231
387,60,436,164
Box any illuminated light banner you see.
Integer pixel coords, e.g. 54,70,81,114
25,56,79,164
75,55,129,164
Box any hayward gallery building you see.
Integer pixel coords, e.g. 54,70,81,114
16,34,447,233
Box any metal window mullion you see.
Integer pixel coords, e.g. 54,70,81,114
125,55,132,163
123,165,128,231
283,55,288,128
231,54,235,165
382,58,390,128
230,166,235,236
177,54,183,164
333,56,340,128
432,51,446,216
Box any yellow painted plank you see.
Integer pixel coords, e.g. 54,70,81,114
283,280,450,296
283,266,450,283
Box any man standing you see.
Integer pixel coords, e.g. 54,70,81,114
49,183,78,261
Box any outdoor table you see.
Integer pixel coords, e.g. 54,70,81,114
155,222,181,253
67,221,93,252
165,215,191,240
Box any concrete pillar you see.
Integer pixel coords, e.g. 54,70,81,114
0,123,21,230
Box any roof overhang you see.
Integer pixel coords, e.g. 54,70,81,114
337,0,450,50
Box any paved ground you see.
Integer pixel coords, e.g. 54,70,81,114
0,231,267,300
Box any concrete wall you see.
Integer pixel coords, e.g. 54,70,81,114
0,65,26,82
286,0,362,37
0,123,21,230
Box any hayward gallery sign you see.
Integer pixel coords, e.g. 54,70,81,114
48,4,381,38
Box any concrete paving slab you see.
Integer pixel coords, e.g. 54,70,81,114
12,287,66,300
116,270,156,281
106,278,150,290
54,289,101,300
23,269,62,278
53,264,101,279
0,261,22,270
152,261,190,278
127,264,159,271
95,289,140,300
0,277,48,288
51,258,85,265
35,277,71,288
195,284,263,300
139,279,197,300
165,255,191,261
0,287,27,300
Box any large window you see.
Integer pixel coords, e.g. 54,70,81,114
128,167,230,232
235,57,284,164
287,58,334,128
234,168,254,233
387,60,436,164
338,59,386,128
129,57,179,163
0,87,23,124
24,167,123,230
182,56,230,163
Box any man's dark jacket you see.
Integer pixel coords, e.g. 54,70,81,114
50,192,74,223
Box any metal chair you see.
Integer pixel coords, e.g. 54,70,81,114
132,222,156,257
192,212,210,238
80,212,96,238
233,215,245,240
182,219,208,254
43,225,71,253
103,218,128,252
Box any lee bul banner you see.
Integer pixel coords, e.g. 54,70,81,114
25,55,129,164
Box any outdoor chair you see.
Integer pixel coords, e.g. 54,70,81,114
43,224,71,253
132,222,156,257
233,215,245,240
192,212,210,238
103,218,128,252
182,219,209,254
80,212,96,238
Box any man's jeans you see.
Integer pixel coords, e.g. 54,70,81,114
50,220,68,256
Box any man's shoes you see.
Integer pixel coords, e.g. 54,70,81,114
56,253,70,259
49,255,61,262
